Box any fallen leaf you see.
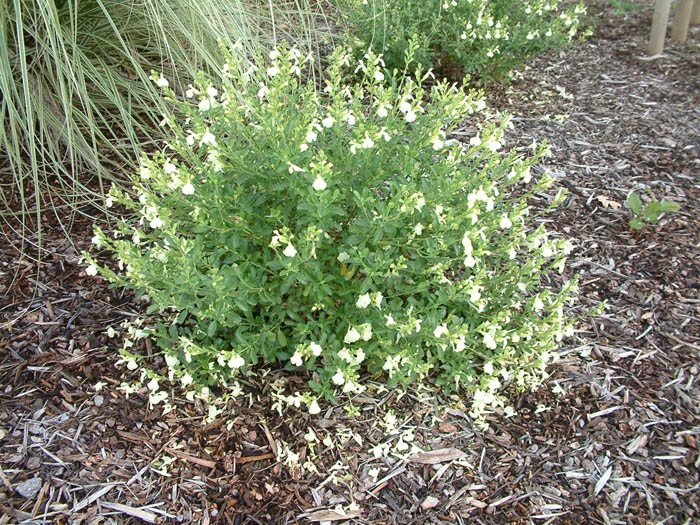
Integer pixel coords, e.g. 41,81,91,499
408,448,464,464
596,195,621,210
439,423,458,433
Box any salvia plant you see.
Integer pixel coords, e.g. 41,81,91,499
84,45,578,422
341,0,588,81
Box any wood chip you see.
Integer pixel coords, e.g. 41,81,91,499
101,501,158,523
303,509,363,521
408,448,464,464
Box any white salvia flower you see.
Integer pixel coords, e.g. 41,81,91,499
483,332,497,350
283,243,297,257
433,137,444,150
377,105,388,118
332,369,345,385
181,183,195,195
470,286,481,303
433,325,448,338
522,167,532,183
346,113,356,126
200,130,217,146
470,136,482,147
186,134,195,146
105,197,113,208
185,87,195,98
150,217,164,229
373,291,383,308
356,293,371,309
299,143,309,152
207,86,218,97
344,327,361,344
305,130,317,143
308,400,321,415
484,361,494,375
542,244,553,258
379,128,391,141
198,98,211,112
156,75,169,88
269,49,280,60
85,264,98,276
509,248,517,259
312,175,327,191
290,351,303,367
533,297,544,311
374,70,385,81
338,347,352,362
464,255,476,268
309,342,322,356
322,115,335,128
405,111,417,123
270,231,282,248
462,233,473,255
267,65,280,77
399,100,412,113
140,166,151,179
228,355,245,369
487,139,502,152
257,84,269,100
414,223,423,235
362,136,375,149
181,373,193,386
454,335,466,352
164,161,176,174
147,378,159,391
500,215,512,229
385,315,396,326
288,163,304,173
359,323,373,341
91,235,101,246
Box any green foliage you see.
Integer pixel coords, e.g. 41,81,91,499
1,0,333,256
85,46,578,420
627,190,680,230
339,0,587,81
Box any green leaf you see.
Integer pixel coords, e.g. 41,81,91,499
629,218,645,230
627,192,642,214
659,200,680,213
642,202,661,224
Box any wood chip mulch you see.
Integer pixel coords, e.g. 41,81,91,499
1,2,698,523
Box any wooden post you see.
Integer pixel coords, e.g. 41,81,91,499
648,0,672,54
692,0,700,25
672,0,694,41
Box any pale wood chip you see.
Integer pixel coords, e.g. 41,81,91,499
101,501,158,523
303,509,363,521
408,448,464,464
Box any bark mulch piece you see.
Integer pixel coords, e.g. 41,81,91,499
1,1,698,523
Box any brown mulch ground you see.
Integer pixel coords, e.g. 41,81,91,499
1,2,699,523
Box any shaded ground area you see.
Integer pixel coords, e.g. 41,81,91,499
1,2,698,523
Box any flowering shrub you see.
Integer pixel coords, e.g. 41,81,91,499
84,46,577,421
342,0,587,81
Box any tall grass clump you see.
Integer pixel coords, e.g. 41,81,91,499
0,0,334,256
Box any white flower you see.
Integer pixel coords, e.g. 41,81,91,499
200,130,217,146
140,166,151,179
464,255,476,268
290,351,303,367
470,136,482,147
91,235,101,246
454,335,466,353
185,87,195,98
150,217,164,229
228,355,245,369
85,264,98,276
533,297,544,311
542,244,553,258
487,139,502,152
432,137,444,150
299,143,309,152
164,161,176,174
405,111,417,123
147,378,159,391
312,175,327,191
105,197,113,208
377,105,388,118
500,215,512,229
332,369,345,385
283,243,297,257
309,342,322,356
267,65,280,77
484,361,494,375
344,327,361,344
433,325,448,338
288,163,304,173
186,134,195,146
181,183,195,195
322,115,335,128
198,98,211,112
181,373,193,386
414,223,423,235
522,167,532,183
470,286,481,303
269,49,280,60
359,323,372,341
257,84,269,100
385,315,396,326
483,332,497,350
305,130,317,143
462,233,473,255
156,75,169,88
362,136,375,149
207,86,218,97
373,291,383,308
399,100,411,113
374,70,385,82
308,400,321,415
346,113,356,126
356,293,371,309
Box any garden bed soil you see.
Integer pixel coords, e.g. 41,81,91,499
1,1,699,523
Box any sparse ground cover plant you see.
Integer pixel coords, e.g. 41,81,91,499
84,45,578,422
626,189,680,230
339,0,588,81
